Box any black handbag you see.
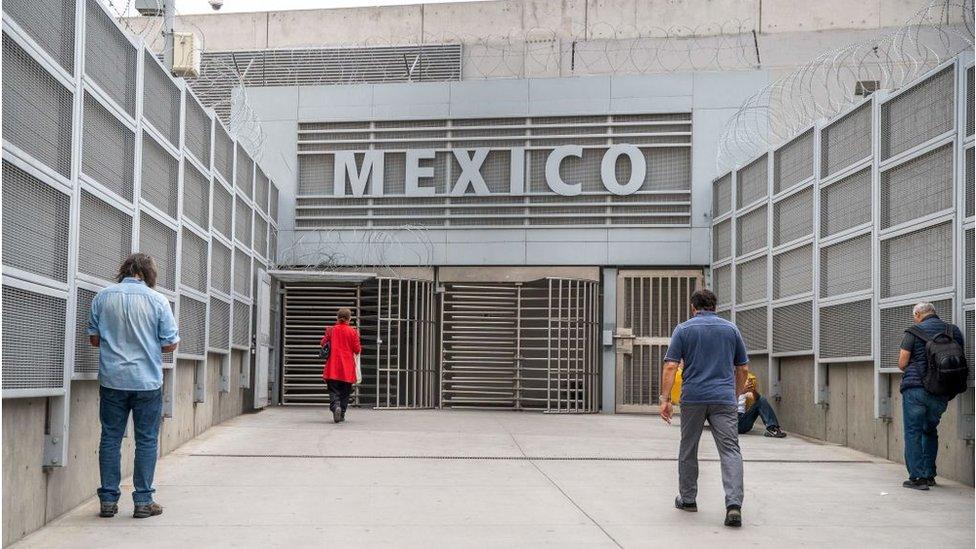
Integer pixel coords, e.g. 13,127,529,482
319,340,331,360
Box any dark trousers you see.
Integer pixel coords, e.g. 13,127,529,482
327,379,353,412
737,396,780,434
902,387,948,479
98,385,163,505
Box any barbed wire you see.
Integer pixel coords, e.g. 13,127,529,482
272,226,435,278
716,0,974,170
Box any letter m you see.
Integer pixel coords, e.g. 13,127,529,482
333,151,384,196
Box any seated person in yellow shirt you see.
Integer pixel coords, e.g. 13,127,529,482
671,368,787,438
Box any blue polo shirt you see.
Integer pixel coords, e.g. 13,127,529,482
665,311,749,405
88,278,180,391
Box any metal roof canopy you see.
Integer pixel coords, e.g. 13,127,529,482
267,270,377,283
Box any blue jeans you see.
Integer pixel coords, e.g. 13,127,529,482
902,387,948,480
98,385,163,505
737,396,780,434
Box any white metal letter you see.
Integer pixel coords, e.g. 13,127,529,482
600,145,646,195
451,148,491,196
509,147,525,194
545,145,583,196
406,149,437,196
333,151,384,196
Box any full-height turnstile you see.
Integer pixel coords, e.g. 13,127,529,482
279,274,436,407
440,278,601,413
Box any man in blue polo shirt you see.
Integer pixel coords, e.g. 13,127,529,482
89,253,179,519
660,289,749,528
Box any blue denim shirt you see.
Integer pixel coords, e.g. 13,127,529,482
88,278,179,391
665,311,749,405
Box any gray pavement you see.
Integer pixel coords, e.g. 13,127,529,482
13,407,975,548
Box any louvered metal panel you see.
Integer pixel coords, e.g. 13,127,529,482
184,93,211,167
182,161,211,230
821,101,872,178
966,147,974,219
212,182,234,239
2,32,73,177
2,161,71,282
84,0,136,114
712,173,732,217
879,299,952,370
178,295,207,357
210,239,232,295
78,190,132,282
736,205,767,257
965,310,975,377
233,299,250,347
254,215,269,259
881,144,953,229
968,66,975,137
2,286,66,390
180,228,209,293
162,299,175,364
820,168,871,238
820,234,871,298
269,228,278,263
717,309,732,321
881,222,952,298
235,144,253,198
142,51,181,147
819,299,872,359
233,247,251,297
235,196,252,247
772,301,813,354
773,187,812,246
138,212,176,291
737,306,767,353
208,296,231,353
773,244,812,299
74,287,99,375
713,264,732,307
255,169,270,214
3,0,75,72
881,66,954,159
736,255,767,305
270,183,280,222
214,122,234,183
712,219,732,261
736,154,767,209
967,228,974,300
140,132,178,218
82,92,135,201
774,129,813,194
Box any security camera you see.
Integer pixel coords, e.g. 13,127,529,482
209,0,223,10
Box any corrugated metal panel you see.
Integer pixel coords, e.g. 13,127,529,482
819,299,872,359
713,263,732,307
3,0,75,73
712,218,732,261
84,0,136,114
880,221,953,298
178,295,207,356
821,101,872,178
142,51,181,147
78,190,132,282
138,212,177,291
2,160,71,282
74,287,99,375
820,168,871,238
140,132,179,218
82,92,135,201
736,154,767,209
235,196,252,247
737,306,767,353
208,297,230,352
773,244,812,299
184,93,211,167
773,187,812,246
235,144,253,199
820,234,871,298
180,228,209,293
213,182,234,240
772,301,813,354
233,247,251,297
182,161,211,230
210,239,232,295
773,129,813,194
233,299,250,347
736,255,767,304
736,205,767,257
880,143,953,229
881,66,954,159
712,173,732,217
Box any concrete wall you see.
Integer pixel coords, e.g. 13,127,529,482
129,0,940,51
2,352,250,547
765,356,975,485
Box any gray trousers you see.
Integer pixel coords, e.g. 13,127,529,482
679,403,744,508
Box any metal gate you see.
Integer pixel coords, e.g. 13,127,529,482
615,270,702,413
440,278,600,412
280,276,436,407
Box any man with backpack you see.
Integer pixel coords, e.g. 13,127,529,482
897,302,968,491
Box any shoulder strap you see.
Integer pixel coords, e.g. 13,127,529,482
906,326,932,343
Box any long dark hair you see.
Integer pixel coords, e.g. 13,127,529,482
116,253,158,288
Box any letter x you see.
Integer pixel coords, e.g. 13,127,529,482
450,149,491,196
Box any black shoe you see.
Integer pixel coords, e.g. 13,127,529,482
674,496,697,512
332,407,342,423
724,506,742,527
903,478,930,491
133,502,163,519
99,502,118,518
340,409,346,422
925,477,937,487
764,426,787,438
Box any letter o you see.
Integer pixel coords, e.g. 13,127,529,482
601,145,646,196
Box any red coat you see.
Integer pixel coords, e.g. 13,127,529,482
321,322,361,383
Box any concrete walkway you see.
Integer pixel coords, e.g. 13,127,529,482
13,407,975,548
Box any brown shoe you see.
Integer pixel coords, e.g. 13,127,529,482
133,502,163,519
99,502,118,518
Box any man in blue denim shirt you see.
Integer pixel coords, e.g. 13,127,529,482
897,302,965,491
88,253,179,518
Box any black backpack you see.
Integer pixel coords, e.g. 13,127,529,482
907,325,969,399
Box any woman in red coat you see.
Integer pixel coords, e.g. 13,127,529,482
321,307,361,423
